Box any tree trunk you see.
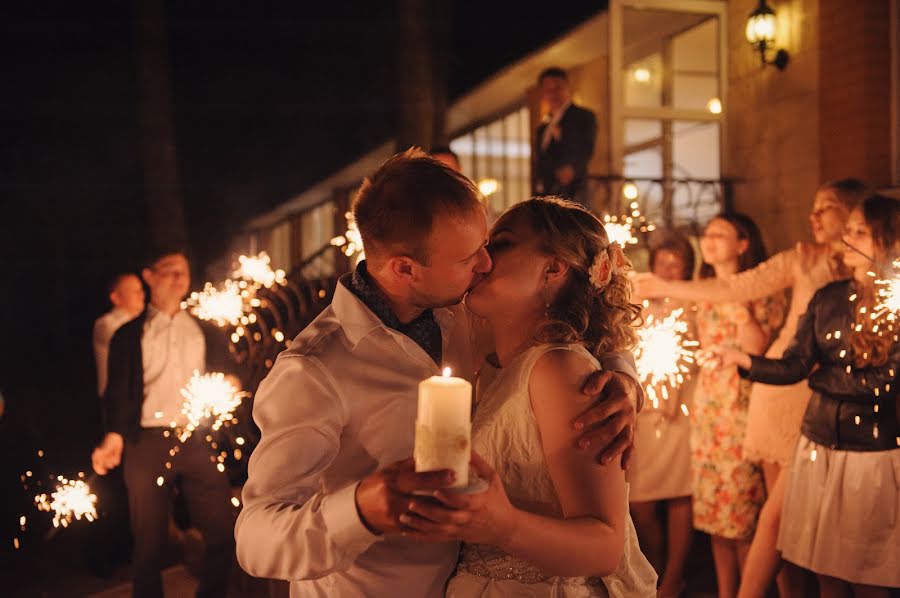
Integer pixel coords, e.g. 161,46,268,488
134,0,188,250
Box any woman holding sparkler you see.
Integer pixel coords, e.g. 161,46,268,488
629,231,697,598
635,179,866,598
714,194,900,595
691,214,787,598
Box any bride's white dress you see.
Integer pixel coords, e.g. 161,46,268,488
447,343,657,598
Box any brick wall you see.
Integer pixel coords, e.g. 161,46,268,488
725,0,822,254
818,0,892,187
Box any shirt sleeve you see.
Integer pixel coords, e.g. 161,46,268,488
740,291,819,386
597,351,645,412
93,318,111,397
234,352,381,581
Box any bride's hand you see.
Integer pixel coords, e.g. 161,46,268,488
400,452,518,547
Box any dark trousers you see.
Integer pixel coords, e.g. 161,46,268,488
124,428,235,598
87,466,132,576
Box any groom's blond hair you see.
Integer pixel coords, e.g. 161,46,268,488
352,147,484,264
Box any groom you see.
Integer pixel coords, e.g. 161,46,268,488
235,149,642,597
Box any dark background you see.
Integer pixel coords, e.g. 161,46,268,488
0,0,602,581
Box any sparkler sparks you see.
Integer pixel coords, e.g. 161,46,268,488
34,477,97,528
331,211,365,262
603,202,656,246
178,371,250,442
634,308,699,407
183,280,246,327
872,259,900,325
233,252,286,288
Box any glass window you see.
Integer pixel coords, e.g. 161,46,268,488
301,201,336,277
451,106,531,217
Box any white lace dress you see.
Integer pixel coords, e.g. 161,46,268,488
446,344,657,598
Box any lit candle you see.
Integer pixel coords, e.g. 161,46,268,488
414,367,472,488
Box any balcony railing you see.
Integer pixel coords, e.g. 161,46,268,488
586,175,736,234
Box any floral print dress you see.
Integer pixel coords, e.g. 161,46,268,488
691,294,787,539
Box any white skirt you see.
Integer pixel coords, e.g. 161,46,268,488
778,436,900,587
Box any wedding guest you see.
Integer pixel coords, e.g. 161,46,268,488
93,273,145,396
404,196,657,597
629,231,697,597
691,214,786,598
634,179,867,597
234,150,645,598
715,194,900,597
532,67,596,206
92,248,239,598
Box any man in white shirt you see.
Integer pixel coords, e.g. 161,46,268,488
235,149,641,597
93,273,145,397
92,250,238,598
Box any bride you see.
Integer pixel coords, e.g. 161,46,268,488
401,197,657,597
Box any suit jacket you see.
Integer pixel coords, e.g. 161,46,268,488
104,309,238,442
533,103,597,201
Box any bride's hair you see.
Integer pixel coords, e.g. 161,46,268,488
495,196,642,355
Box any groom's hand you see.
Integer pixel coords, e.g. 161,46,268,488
575,371,638,468
355,458,456,535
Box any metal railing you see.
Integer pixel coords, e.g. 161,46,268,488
586,175,735,235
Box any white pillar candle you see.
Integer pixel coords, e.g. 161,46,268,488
414,367,472,488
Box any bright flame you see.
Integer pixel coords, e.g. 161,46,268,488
604,220,637,246
478,178,500,197
35,477,98,528
185,281,246,327
707,97,722,114
634,308,699,406
331,212,365,264
442,367,452,378
233,252,286,288
622,182,639,200
632,67,651,83
873,259,900,323
179,371,250,442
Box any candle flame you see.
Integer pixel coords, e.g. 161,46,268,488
442,367,452,378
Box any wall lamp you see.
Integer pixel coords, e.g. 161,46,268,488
745,0,789,70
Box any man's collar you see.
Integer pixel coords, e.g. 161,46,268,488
332,261,455,351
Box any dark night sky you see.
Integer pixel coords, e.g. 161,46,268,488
0,0,602,487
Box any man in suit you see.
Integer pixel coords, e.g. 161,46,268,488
533,67,597,206
92,248,238,598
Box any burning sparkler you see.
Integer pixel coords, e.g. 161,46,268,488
34,476,98,528
873,258,900,326
634,308,699,407
331,211,365,263
603,202,656,246
233,252,286,288
183,280,247,327
178,371,250,442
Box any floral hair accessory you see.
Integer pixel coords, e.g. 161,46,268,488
588,242,628,291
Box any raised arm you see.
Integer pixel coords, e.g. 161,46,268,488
739,297,819,386
514,349,627,575
636,248,795,304
234,353,379,580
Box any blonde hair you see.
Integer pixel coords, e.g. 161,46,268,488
495,196,642,356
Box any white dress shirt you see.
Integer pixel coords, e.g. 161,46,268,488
93,308,134,396
236,278,642,597
140,306,206,428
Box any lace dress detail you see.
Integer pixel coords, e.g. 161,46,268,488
446,344,657,598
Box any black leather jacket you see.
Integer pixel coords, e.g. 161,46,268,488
740,280,899,451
